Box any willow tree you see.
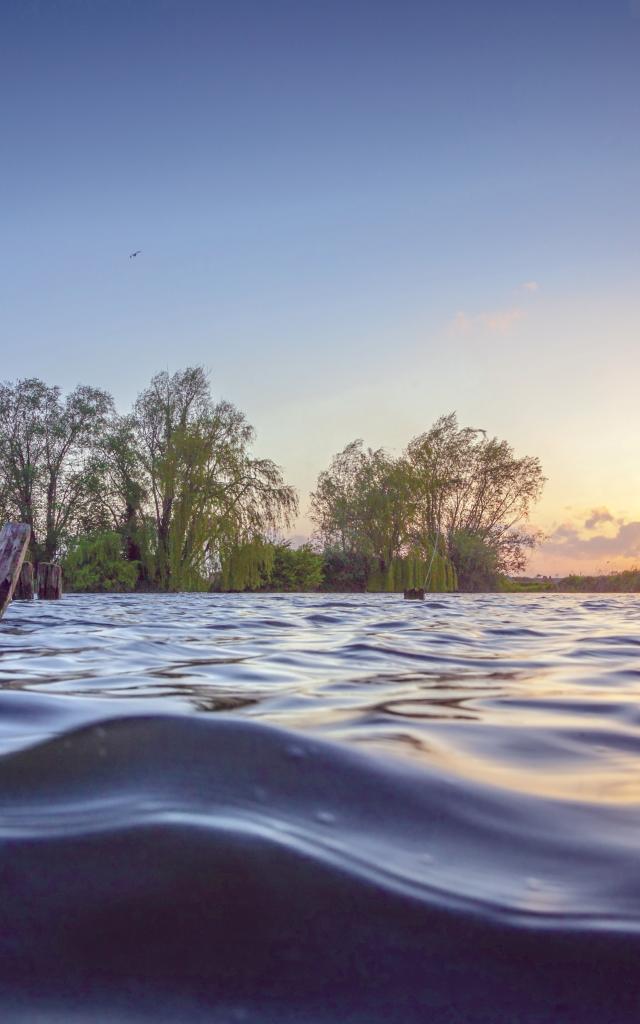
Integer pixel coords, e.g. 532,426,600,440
80,414,150,570
134,367,297,590
160,418,295,590
0,377,114,560
311,442,412,565
405,413,545,578
310,441,453,591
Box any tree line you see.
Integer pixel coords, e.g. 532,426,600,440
0,369,545,592
0,368,296,591
310,414,545,591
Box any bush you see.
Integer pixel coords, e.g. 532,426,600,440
366,550,457,592
63,531,138,592
499,576,555,592
262,543,324,592
449,530,500,591
559,570,640,593
321,549,370,592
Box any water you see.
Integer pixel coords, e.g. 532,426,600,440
1,592,640,1022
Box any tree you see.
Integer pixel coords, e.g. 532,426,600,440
0,378,114,560
63,531,138,593
448,529,499,591
311,414,544,591
262,543,324,592
77,414,155,586
310,442,415,574
405,413,545,576
310,440,458,591
321,548,371,592
133,367,298,589
81,415,146,540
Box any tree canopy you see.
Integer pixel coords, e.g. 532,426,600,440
0,368,297,591
132,368,297,589
312,413,545,590
405,413,545,576
0,378,113,561
0,376,544,592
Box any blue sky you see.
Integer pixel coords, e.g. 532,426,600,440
2,0,639,571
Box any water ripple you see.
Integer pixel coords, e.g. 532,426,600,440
1,592,640,1020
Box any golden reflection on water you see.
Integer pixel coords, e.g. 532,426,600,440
4,592,640,810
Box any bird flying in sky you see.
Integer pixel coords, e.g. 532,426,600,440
129,250,141,258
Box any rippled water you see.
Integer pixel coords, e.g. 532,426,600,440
1,593,640,1022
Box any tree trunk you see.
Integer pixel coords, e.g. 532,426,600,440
14,561,34,601
0,523,31,619
44,475,58,562
37,563,63,600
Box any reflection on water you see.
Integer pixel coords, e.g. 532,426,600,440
1,592,640,1022
4,592,640,804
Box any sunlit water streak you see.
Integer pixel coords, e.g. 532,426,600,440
1,592,639,1022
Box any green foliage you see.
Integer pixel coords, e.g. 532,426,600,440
365,547,457,592
63,531,138,593
0,378,114,561
82,416,147,539
448,530,500,592
262,543,324,592
558,570,640,593
311,414,544,591
405,413,545,575
498,576,555,592
503,569,640,593
134,368,298,590
321,542,456,593
321,548,370,592
126,517,158,589
311,442,416,568
0,368,299,593
310,443,460,590
2,379,551,595
219,539,275,592
217,542,324,592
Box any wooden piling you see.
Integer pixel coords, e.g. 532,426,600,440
0,523,31,619
14,561,34,601
37,563,63,601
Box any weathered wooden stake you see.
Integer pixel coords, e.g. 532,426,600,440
37,563,63,601
14,561,34,601
0,523,31,619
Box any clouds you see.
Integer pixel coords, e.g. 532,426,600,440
540,509,640,565
448,280,539,336
450,307,526,336
584,507,615,531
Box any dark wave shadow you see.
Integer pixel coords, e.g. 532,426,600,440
0,714,639,1021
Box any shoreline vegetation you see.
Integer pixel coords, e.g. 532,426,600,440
5,365,633,596
504,570,640,593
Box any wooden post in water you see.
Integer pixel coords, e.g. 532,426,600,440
37,562,63,601
14,561,34,601
0,523,31,619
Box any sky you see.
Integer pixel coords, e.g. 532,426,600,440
1,0,639,575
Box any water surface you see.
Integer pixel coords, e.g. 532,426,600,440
1,593,639,1021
